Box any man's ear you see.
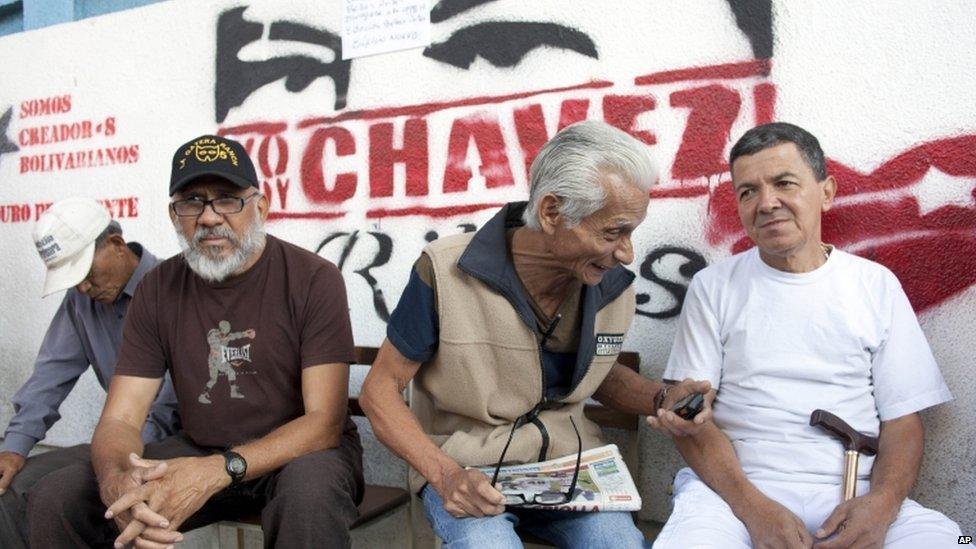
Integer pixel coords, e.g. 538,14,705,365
537,194,562,235
821,175,837,212
257,192,270,222
106,233,127,255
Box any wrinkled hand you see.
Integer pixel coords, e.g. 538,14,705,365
435,467,506,518
645,379,714,436
813,492,900,549
98,454,181,548
741,494,813,549
106,454,226,547
0,451,26,495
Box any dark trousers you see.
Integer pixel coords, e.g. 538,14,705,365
0,444,92,549
28,429,364,549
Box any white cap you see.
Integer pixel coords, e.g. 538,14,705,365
33,197,111,297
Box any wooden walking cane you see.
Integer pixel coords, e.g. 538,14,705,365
809,409,880,501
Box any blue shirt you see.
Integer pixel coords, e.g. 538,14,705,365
1,243,180,456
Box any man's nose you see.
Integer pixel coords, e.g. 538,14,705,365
196,202,225,226
76,279,92,294
757,186,781,213
614,236,635,266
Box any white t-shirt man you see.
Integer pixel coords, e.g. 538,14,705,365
663,246,952,484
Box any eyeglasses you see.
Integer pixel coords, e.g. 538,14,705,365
170,192,259,217
490,416,581,506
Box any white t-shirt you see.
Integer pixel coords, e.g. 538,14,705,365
664,247,952,484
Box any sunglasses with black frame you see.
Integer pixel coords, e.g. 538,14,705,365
490,416,582,506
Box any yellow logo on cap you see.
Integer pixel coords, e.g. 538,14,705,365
180,138,239,169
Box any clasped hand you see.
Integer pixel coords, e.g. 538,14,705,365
645,378,714,437
101,453,226,548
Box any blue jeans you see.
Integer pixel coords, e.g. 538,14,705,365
421,485,647,549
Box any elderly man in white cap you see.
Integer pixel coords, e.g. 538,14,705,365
0,197,179,549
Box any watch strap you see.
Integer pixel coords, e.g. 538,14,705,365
222,450,247,485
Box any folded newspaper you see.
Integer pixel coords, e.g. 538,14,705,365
475,444,641,511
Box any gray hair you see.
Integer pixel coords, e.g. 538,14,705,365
522,120,656,230
93,220,122,248
730,122,828,181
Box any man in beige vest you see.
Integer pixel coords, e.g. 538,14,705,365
362,121,712,548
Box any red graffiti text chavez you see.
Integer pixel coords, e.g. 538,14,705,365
219,60,775,221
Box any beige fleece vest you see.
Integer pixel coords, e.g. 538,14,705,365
409,232,636,492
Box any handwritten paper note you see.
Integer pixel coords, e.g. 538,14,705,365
342,0,430,60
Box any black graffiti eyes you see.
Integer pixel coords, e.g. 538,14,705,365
423,22,599,70
212,1,771,123
425,0,598,69
429,0,500,24
215,7,351,123
213,2,598,124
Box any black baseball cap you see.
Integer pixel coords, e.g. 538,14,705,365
169,134,259,196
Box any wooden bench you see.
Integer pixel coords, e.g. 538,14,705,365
214,346,409,548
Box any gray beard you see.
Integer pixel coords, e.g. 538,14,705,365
174,215,266,283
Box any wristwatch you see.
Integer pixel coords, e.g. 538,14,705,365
222,450,247,486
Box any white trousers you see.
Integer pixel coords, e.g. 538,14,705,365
653,468,963,549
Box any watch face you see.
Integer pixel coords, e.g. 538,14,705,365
228,457,246,475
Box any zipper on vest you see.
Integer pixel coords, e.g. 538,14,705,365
520,399,551,462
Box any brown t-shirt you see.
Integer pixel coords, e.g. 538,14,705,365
115,235,356,448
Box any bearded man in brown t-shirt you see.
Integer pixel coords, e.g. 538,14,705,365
28,135,363,549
